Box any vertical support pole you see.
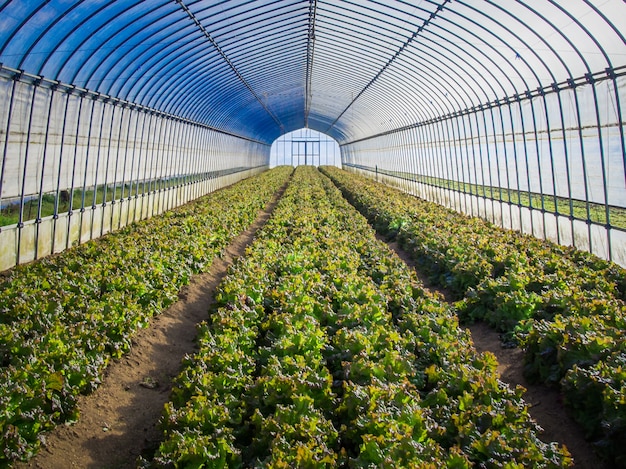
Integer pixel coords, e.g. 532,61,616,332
466,113,480,217
506,100,524,234
589,76,612,261
101,102,115,236
101,103,114,206
0,74,19,233
164,118,175,209
527,93,547,240
78,95,96,242
488,104,505,229
66,92,85,250
153,114,167,216
164,117,177,210
570,80,593,254
119,105,133,229
446,118,457,207
123,106,137,227
17,79,39,264
540,90,560,244
475,108,492,222
180,120,192,202
36,85,56,258
131,109,146,222
140,111,154,218
190,122,199,199
52,88,71,253
89,99,107,240
452,114,469,214
608,68,625,262
436,119,454,208
497,102,514,230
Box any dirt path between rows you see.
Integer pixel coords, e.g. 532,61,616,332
383,238,607,469
16,180,290,469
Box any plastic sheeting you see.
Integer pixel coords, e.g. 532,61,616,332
1,1,623,143
0,1,625,266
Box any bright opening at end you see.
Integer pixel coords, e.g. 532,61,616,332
270,128,341,168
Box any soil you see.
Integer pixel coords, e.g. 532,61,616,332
468,322,606,469
15,181,289,469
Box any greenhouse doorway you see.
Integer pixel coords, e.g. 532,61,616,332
292,139,320,166
270,128,341,168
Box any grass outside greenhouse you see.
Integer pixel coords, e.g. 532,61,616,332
346,165,626,230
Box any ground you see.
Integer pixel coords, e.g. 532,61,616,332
16,194,606,469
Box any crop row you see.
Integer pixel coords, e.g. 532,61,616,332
149,166,570,468
0,166,293,465
320,165,626,466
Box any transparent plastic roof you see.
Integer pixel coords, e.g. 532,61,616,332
1,0,624,144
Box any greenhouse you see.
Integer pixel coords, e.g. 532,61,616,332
0,1,625,468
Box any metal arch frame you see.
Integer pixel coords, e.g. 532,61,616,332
14,2,110,74
232,42,304,82
323,0,620,146
38,2,145,81
58,6,168,87
333,24,497,124
125,34,212,107
223,28,304,65
398,41,488,112
458,2,588,229
322,0,451,134
175,0,285,133
1,1,623,142
314,20,398,63
320,1,415,41
0,2,51,58
169,63,259,127
334,0,590,143
217,10,307,52
140,43,225,112
519,0,620,256
550,0,626,260
317,1,526,138
496,2,582,223
3,0,290,138
18,2,187,98
450,2,563,234
146,28,251,119
314,21,500,139
0,0,625,265
88,9,195,98
304,0,317,128
352,65,443,128
311,33,388,75
341,67,626,252
206,0,304,42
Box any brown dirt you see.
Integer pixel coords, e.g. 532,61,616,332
468,322,607,469
15,181,289,469
383,237,607,469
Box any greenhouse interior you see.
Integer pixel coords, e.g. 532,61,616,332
0,1,625,468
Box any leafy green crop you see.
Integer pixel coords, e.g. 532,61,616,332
320,165,626,466
0,167,293,465
149,167,571,468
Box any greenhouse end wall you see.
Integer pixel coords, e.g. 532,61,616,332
342,69,626,268
0,68,270,271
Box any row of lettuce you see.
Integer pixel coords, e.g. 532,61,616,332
147,167,571,468
321,165,626,466
0,167,293,465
